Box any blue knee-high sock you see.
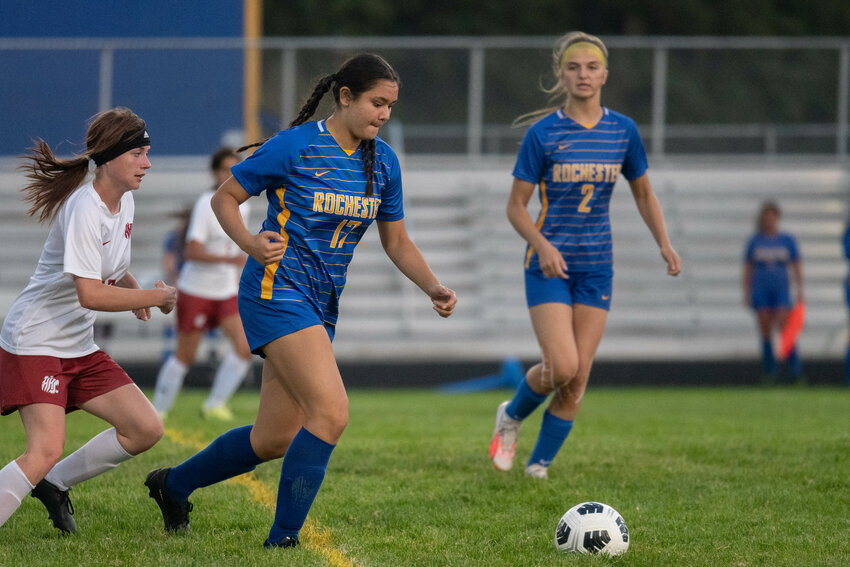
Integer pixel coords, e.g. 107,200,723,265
845,346,850,386
786,345,802,377
267,427,335,543
761,338,775,375
166,425,262,501
505,378,548,421
528,411,573,468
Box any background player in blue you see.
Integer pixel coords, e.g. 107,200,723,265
489,32,681,479
743,201,804,382
144,54,457,548
844,220,850,386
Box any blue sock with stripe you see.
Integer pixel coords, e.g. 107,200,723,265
166,425,262,501
786,345,802,378
505,378,548,421
528,410,573,468
761,338,775,376
267,427,335,543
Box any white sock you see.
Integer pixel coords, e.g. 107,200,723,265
44,428,132,491
0,460,35,528
153,355,188,413
204,352,251,409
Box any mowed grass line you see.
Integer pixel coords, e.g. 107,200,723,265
0,392,355,567
0,386,848,566
162,426,358,567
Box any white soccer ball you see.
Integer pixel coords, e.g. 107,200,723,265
554,501,629,556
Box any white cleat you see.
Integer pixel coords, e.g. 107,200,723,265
524,463,549,479
489,401,521,471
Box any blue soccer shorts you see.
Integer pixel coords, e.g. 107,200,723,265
524,268,613,311
750,277,791,310
238,289,335,357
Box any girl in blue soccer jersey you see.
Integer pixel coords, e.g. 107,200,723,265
489,31,681,479
743,201,804,382
145,54,457,548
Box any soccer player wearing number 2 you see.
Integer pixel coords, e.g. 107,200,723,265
490,31,681,479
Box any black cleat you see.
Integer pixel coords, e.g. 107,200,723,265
264,535,300,549
145,468,192,532
31,479,76,534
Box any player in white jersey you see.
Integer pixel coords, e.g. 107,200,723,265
153,148,253,420
0,108,176,534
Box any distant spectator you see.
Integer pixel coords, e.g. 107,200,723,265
158,207,192,363
743,201,803,383
161,207,192,286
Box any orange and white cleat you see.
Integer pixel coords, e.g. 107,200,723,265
489,401,521,471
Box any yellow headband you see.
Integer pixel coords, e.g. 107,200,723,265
560,41,607,68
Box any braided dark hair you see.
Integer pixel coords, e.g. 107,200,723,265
238,54,399,197
235,76,334,154
362,139,376,197
289,74,337,129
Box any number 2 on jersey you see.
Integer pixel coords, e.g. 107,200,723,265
578,183,594,213
330,219,362,248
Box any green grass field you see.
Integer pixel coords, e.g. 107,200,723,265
0,386,848,567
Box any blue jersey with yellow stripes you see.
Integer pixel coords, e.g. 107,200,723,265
513,107,648,273
744,232,799,287
231,120,404,327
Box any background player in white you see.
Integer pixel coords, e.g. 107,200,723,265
0,108,176,533
152,148,252,420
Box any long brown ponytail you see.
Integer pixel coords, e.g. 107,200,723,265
239,54,399,197
19,107,147,223
19,142,89,223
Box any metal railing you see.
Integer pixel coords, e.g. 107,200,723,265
1,35,849,157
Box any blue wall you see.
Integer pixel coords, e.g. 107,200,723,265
0,1,244,155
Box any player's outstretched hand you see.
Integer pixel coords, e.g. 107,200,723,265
133,306,152,321
155,280,177,315
662,245,681,276
245,231,287,265
428,284,457,318
538,241,568,279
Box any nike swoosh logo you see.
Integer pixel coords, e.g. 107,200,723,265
601,295,609,300
558,144,570,150
314,171,329,177
102,240,111,246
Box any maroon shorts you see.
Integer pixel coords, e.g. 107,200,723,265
0,348,133,416
176,291,239,333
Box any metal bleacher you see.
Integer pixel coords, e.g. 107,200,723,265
1,156,848,364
